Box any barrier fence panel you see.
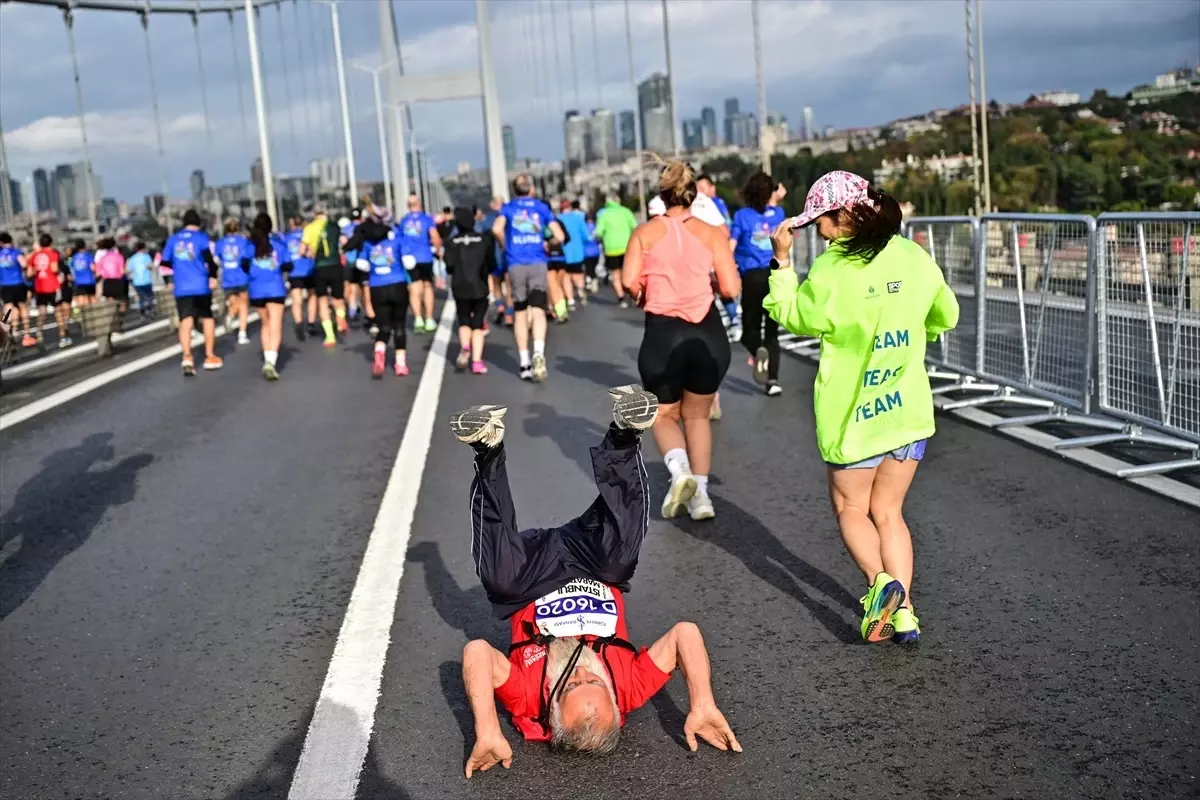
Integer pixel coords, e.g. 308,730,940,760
1095,213,1200,448
903,217,980,377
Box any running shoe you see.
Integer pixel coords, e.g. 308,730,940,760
58,337,71,349
891,608,920,646
203,356,224,370
729,324,743,343
262,362,279,381
182,359,196,377
579,291,588,307
709,396,723,421
456,350,470,371
860,572,906,644
609,384,659,430
503,313,514,327
753,347,770,386
307,322,321,337
21,334,37,347
414,316,426,332
238,332,251,345
423,318,439,333
688,491,715,521
471,360,488,375
372,348,386,379
323,337,337,349
765,381,783,397
395,361,409,377
519,365,533,381
295,323,306,342
568,298,577,311
336,317,349,334
661,471,698,520
531,353,547,382
619,298,630,309
450,404,507,448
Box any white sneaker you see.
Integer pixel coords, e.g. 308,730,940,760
661,471,698,519
531,353,547,382
238,332,251,345
609,384,659,430
688,491,715,521
519,365,533,381
449,405,508,448
729,324,743,343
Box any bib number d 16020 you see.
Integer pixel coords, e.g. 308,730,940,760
534,579,618,638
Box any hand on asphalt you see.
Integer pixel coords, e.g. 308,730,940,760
464,733,513,778
684,703,743,753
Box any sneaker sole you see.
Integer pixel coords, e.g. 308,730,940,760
263,367,279,381
610,385,659,430
863,581,906,643
661,476,698,519
182,365,196,377
449,406,506,444
203,363,223,370
754,347,770,386
891,629,920,646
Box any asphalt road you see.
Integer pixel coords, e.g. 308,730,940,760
1,293,1197,800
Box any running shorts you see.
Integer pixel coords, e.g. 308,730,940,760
101,278,128,300
175,294,214,321
455,296,489,330
290,275,315,291
343,264,367,285
637,306,731,405
1,284,29,305
34,292,57,307
222,286,247,296
828,439,928,470
547,260,565,272
408,262,435,283
508,264,548,306
58,284,75,302
370,282,409,332
313,266,345,300
584,256,600,278
565,261,584,275
250,295,286,309
605,253,625,271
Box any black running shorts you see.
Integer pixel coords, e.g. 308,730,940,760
455,296,489,330
175,293,214,321
408,262,434,283
313,266,344,299
637,306,731,405
1,284,29,305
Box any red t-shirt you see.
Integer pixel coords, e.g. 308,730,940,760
495,582,672,741
30,248,61,294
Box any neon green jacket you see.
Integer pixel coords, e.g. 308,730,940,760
592,200,638,257
764,235,960,465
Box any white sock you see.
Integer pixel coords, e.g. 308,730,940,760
664,449,690,477
264,350,278,367
375,341,386,354
533,340,546,358
694,475,709,494
519,349,531,367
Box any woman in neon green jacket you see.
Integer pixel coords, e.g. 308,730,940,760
764,171,959,647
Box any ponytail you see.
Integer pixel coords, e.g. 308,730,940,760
250,212,273,258
838,187,903,261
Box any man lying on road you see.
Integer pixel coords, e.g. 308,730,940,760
450,386,742,778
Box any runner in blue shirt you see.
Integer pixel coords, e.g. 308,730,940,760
0,232,32,346
244,212,292,381
215,218,253,345
285,216,318,342
127,241,155,318
359,219,411,379
583,213,602,294
161,208,221,375
559,199,592,311
479,197,512,327
396,194,442,333
730,173,789,396
68,239,97,307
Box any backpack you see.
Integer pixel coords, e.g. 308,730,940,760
313,219,340,268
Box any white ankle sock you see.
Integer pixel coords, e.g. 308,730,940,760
533,340,546,357
694,474,709,493
519,349,531,367
664,449,690,477
264,350,278,367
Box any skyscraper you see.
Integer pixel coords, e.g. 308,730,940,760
589,109,618,164
502,125,517,171
563,110,590,169
728,113,759,149
9,177,23,216
250,158,264,187
682,119,705,152
190,169,206,203
637,73,671,148
802,107,815,141
32,168,50,212
723,97,740,144
618,110,637,151
643,106,673,155
52,163,75,220
700,107,718,148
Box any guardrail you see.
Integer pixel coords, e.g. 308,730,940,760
903,211,1199,479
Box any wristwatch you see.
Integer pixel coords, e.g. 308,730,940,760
771,257,791,270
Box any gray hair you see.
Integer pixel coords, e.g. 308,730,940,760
549,704,622,755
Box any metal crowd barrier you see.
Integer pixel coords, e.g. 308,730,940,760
902,211,1200,479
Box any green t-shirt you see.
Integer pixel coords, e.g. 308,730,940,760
592,201,638,257
764,235,960,465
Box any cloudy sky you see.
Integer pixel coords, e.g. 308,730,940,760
1,0,1197,203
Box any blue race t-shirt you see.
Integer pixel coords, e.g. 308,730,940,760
215,234,252,290
285,229,314,278
128,252,154,286
70,251,96,286
584,220,601,259
501,197,557,267
396,212,436,263
713,196,731,226
0,246,23,286
163,229,214,297
731,206,787,271
246,235,291,300
362,235,410,288
559,210,590,264
341,222,358,266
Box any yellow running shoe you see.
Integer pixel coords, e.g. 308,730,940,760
891,608,920,645
859,572,906,643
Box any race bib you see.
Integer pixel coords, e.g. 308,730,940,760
401,254,417,269
534,579,618,638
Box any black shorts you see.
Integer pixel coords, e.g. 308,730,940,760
605,253,625,271
223,285,248,296
58,284,75,302
584,256,600,277
290,275,314,291
547,261,566,273
455,296,489,330
175,293,214,321
0,284,29,305
344,264,367,285
101,278,128,300
370,283,409,337
408,262,434,283
565,261,584,275
34,292,57,307
313,266,344,299
250,295,286,309
638,306,731,404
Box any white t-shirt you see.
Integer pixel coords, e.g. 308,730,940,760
690,193,726,227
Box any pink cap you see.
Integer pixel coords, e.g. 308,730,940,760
785,170,870,229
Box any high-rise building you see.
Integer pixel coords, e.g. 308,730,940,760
190,169,205,202
728,113,759,149
502,125,517,171
0,173,17,223
643,106,673,154
682,119,705,152
9,177,23,217
50,162,101,221
250,158,264,187
637,73,671,149
589,109,618,164
700,107,718,148
145,194,167,216
723,97,740,144
802,107,815,141
563,110,590,169
618,110,637,151
32,168,50,212
98,197,119,226
309,157,348,192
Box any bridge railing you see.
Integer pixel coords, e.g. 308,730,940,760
902,211,1199,478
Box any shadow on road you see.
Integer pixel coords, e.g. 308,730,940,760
522,405,609,479
439,660,476,768
649,688,691,751
553,354,638,389
406,540,495,643
666,491,861,645
0,432,154,621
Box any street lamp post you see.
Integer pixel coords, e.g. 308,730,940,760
975,0,993,212
353,60,397,212
321,0,358,205
244,0,278,227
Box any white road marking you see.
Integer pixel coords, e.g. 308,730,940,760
0,313,259,432
288,299,457,800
